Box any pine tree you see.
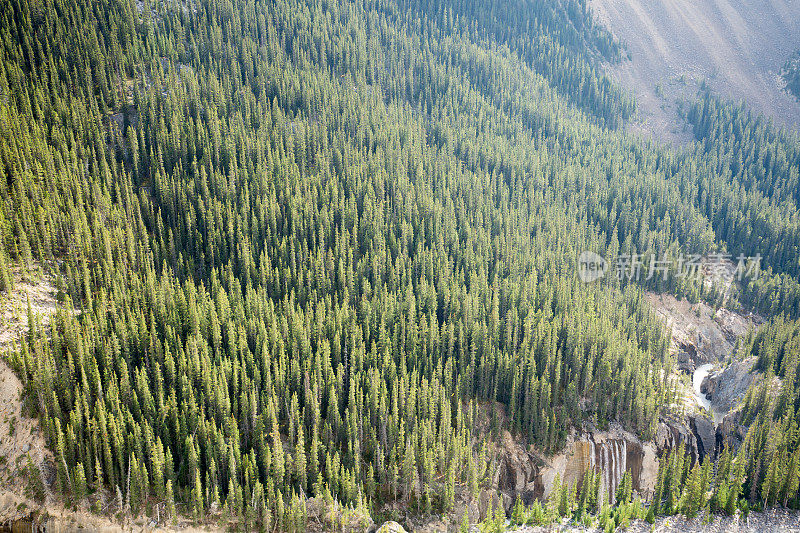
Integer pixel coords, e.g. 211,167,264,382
616,471,632,505
166,481,176,523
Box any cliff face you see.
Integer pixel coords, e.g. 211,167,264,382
656,418,699,461
645,293,757,369
535,425,659,505
442,421,661,526
644,292,764,460
701,357,757,414
368,290,768,532
490,429,544,511
482,417,720,515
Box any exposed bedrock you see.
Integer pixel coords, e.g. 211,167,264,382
658,414,719,462
539,426,658,504
701,356,757,414
718,410,748,453
656,418,699,462
491,431,543,510
485,417,732,519
689,415,717,460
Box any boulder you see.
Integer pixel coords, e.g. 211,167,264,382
375,521,407,533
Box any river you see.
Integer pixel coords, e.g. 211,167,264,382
693,363,723,424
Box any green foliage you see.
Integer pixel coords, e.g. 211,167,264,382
650,316,800,521
459,509,470,533
615,471,632,505
510,495,526,526
478,501,506,533
0,0,798,529
687,93,800,318
22,456,46,504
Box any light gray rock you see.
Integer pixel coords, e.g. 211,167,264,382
375,521,407,533
704,357,756,414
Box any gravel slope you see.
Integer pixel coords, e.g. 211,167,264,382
590,0,800,143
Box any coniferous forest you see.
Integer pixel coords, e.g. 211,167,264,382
1,0,800,530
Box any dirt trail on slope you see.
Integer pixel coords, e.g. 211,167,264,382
590,0,800,143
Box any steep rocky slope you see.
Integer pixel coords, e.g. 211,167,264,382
0,266,57,526
701,357,757,413
644,292,762,463
590,0,800,142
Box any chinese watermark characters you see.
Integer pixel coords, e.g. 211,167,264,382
578,251,761,283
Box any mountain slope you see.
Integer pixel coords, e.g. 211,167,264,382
591,0,800,141
0,0,800,530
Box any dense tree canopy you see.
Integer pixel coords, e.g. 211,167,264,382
0,0,799,529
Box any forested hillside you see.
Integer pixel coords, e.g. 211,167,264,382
0,0,799,530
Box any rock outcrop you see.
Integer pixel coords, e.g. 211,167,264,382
718,410,748,452
702,356,756,414
656,413,721,462
689,415,716,460
539,425,658,504
645,293,759,368
478,429,544,517
656,418,699,462
645,292,763,468
494,431,542,504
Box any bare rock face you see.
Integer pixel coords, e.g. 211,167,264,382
538,425,658,504
495,431,542,499
657,413,728,464
490,430,543,513
718,410,748,453
479,489,506,520
714,308,756,343
656,419,699,464
689,415,716,460
676,350,696,374
645,293,759,367
702,357,757,414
